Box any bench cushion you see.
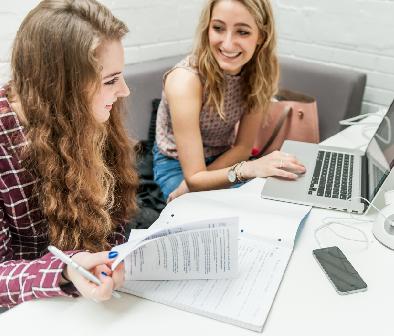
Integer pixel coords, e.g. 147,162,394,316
123,55,366,142
279,57,366,140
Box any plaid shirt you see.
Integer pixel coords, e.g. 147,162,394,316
0,87,126,308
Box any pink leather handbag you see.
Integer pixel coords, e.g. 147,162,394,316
252,89,320,158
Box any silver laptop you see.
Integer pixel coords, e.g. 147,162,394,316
261,99,394,214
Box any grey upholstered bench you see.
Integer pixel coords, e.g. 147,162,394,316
123,55,366,142
279,57,366,141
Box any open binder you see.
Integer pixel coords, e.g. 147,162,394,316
119,179,311,332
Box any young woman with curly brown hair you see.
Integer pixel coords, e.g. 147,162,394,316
0,0,138,308
153,0,306,202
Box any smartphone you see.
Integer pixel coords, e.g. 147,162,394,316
312,246,367,295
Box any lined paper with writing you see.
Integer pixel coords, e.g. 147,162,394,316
121,235,292,332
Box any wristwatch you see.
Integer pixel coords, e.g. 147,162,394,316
235,161,246,182
227,164,238,183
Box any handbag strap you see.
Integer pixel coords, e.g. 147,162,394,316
255,105,292,158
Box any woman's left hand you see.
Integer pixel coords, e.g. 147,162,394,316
243,150,306,180
167,180,189,203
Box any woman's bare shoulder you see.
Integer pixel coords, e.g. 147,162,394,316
165,67,202,99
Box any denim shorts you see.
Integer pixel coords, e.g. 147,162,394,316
153,143,218,200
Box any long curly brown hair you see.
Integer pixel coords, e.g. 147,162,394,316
193,0,279,119
9,0,138,252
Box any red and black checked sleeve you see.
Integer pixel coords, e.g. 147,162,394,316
0,215,79,308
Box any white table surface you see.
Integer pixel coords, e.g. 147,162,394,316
1,116,393,336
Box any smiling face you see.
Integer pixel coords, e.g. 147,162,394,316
208,0,262,75
91,39,130,123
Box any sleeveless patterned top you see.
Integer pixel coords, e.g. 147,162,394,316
155,55,248,159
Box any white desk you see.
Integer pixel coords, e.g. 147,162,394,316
1,118,393,336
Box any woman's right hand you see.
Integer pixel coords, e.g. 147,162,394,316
243,150,306,180
167,180,189,203
64,251,125,302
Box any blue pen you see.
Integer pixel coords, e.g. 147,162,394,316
48,245,121,299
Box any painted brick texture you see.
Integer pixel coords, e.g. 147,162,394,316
0,0,393,113
272,0,394,112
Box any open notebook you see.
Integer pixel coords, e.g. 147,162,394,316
120,179,311,332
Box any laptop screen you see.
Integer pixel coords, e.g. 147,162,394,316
366,100,394,202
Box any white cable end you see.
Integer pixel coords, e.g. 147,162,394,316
384,190,394,206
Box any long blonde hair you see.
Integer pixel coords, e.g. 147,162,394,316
9,0,138,252
193,0,279,118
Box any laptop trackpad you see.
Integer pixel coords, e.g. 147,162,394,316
262,140,319,204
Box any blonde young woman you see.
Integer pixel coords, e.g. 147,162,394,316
153,0,305,202
0,0,138,308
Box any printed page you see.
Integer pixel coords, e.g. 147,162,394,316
155,189,311,247
120,234,292,332
113,217,239,280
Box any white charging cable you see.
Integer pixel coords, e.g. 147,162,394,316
314,196,393,248
339,111,386,150
338,111,385,126
314,215,370,249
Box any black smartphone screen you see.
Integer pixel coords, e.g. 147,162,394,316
313,246,367,294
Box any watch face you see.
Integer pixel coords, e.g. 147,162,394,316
228,169,236,183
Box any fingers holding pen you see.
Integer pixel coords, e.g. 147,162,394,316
111,261,125,290
66,250,123,302
74,269,113,302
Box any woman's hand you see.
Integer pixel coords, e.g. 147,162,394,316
167,180,189,203
243,151,306,180
64,251,125,302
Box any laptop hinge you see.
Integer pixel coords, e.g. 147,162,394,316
360,155,368,201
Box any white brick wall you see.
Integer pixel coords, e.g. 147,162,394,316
272,0,394,113
0,0,205,85
0,0,393,113
111,0,203,63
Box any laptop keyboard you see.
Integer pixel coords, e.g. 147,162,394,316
308,151,354,199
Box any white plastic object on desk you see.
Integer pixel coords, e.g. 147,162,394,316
372,190,394,250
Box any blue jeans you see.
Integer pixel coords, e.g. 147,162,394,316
153,144,218,200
